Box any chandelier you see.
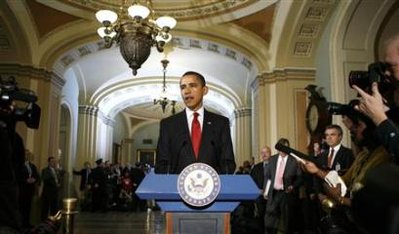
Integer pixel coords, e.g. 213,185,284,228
154,59,176,114
95,0,177,76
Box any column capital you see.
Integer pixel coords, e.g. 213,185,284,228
79,105,99,116
234,107,251,118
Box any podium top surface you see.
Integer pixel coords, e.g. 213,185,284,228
136,172,260,201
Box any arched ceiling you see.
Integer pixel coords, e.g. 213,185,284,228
0,0,341,121
32,0,279,120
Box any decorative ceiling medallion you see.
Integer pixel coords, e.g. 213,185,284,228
298,24,319,38
293,42,312,57
305,7,328,21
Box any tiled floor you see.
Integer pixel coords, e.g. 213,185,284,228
73,211,166,234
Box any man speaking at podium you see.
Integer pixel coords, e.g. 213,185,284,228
155,71,236,174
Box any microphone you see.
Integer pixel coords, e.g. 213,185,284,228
172,140,187,174
274,143,314,164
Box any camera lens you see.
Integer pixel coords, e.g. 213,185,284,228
348,71,369,89
327,102,347,115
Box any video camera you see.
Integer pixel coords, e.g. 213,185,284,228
0,75,41,129
349,61,397,106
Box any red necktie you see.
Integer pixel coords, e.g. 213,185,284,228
327,148,335,168
191,112,201,159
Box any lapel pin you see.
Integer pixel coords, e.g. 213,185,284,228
207,121,212,125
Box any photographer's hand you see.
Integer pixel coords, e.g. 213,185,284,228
353,82,388,125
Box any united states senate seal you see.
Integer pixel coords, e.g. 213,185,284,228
177,163,221,207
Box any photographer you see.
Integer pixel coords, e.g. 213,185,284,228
302,108,392,233
0,102,25,233
352,33,399,164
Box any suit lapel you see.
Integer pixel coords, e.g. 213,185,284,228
178,110,196,160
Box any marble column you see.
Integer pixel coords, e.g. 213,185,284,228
77,105,99,165
233,107,251,169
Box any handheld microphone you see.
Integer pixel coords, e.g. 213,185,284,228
274,143,314,164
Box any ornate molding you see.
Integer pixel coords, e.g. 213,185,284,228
98,110,115,127
64,0,256,21
0,63,65,89
292,0,337,57
255,68,316,85
55,36,254,74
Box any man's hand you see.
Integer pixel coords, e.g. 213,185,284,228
323,182,342,203
301,160,318,174
352,82,388,125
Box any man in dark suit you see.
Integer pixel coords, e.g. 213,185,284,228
314,124,354,201
73,161,91,210
155,71,236,174
313,124,354,232
41,156,61,220
317,124,354,174
90,158,108,212
264,138,302,234
250,146,271,233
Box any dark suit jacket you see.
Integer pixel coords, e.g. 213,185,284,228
265,154,302,199
19,162,40,189
317,145,354,173
314,145,354,194
41,167,60,199
250,161,269,189
155,109,236,174
73,168,91,191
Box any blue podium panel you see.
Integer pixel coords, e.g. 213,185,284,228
136,172,260,212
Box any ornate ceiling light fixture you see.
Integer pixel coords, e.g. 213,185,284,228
154,59,176,114
95,0,177,76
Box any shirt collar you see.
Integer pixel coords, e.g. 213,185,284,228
186,106,204,119
331,144,341,152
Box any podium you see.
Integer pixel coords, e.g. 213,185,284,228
136,170,260,234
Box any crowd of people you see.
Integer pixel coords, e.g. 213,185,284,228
232,33,399,234
73,159,150,213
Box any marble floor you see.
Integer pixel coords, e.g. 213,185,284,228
73,211,166,234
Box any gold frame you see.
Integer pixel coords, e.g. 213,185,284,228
137,149,156,166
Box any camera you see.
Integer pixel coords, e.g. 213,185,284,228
0,75,41,129
349,62,397,106
327,99,360,116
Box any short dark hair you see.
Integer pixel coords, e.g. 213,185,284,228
276,138,290,147
182,71,206,86
47,156,54,162
325,124,343,136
